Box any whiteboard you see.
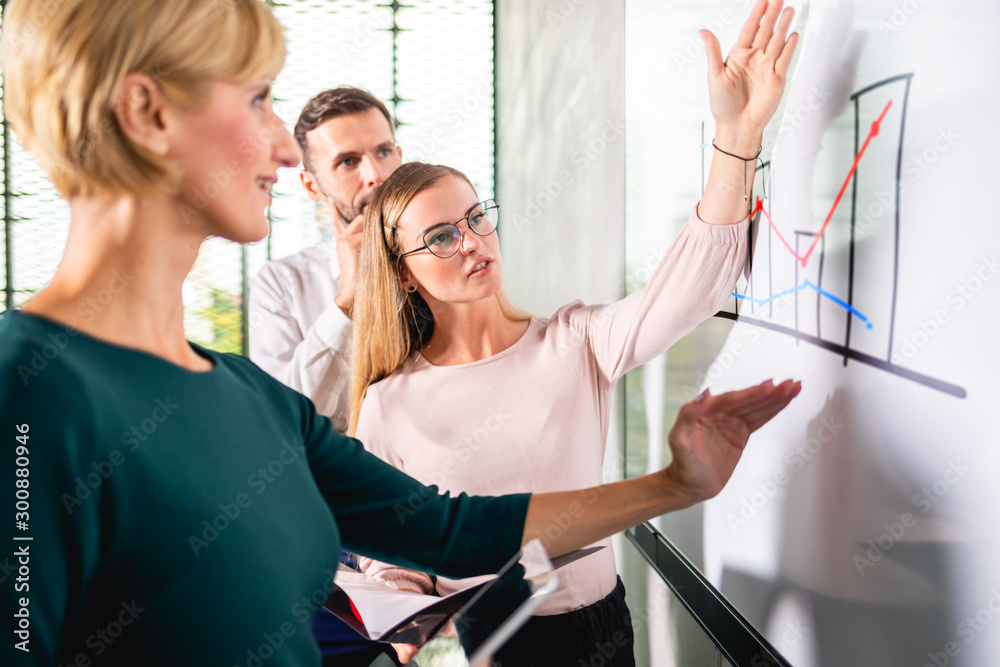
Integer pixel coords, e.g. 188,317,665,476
624,0,1000,664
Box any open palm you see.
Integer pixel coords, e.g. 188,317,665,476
701,0,799,137
663,379,802,503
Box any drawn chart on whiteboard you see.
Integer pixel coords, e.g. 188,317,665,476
707,74,966,399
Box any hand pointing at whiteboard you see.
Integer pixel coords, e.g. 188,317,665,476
521,379,803,558
662,379,803,504
698,0,800,225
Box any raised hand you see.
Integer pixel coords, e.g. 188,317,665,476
661,379,802,503
701,0,799,138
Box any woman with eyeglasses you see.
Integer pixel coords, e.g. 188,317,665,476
0,0,799,665
348,2,799,664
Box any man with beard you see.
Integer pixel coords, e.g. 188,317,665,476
250,87,402,434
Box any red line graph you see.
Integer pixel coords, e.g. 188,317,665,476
755,99,894,268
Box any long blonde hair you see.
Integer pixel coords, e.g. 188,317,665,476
348,162,529,434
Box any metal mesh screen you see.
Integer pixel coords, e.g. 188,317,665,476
1,64,7,311
0,0,495,358
395,0,496,199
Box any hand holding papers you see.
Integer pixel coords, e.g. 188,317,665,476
323,543,602,653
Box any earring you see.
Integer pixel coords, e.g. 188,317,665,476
406,285,417,293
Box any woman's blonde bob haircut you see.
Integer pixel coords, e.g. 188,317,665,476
1,0,286,198
349,162,529,434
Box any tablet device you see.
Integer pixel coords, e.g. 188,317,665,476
453,539,559,667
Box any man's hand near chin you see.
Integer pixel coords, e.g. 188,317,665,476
330,205,364,319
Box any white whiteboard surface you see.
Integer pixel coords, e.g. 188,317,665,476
625,0,1000,664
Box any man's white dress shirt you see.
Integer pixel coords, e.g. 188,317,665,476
249,240,353,433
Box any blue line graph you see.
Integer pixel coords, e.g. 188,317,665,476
732,281,873,330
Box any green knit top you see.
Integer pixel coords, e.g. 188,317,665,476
0,310,529,666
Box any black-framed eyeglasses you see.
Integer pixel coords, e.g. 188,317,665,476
398,200,499,259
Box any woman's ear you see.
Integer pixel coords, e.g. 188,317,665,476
397,264,416,293
114,73,171,156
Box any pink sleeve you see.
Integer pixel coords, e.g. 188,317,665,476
566,207,748,385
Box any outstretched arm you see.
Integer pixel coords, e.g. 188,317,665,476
522,379,801,556
572,2,800,384
699,0,799,225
